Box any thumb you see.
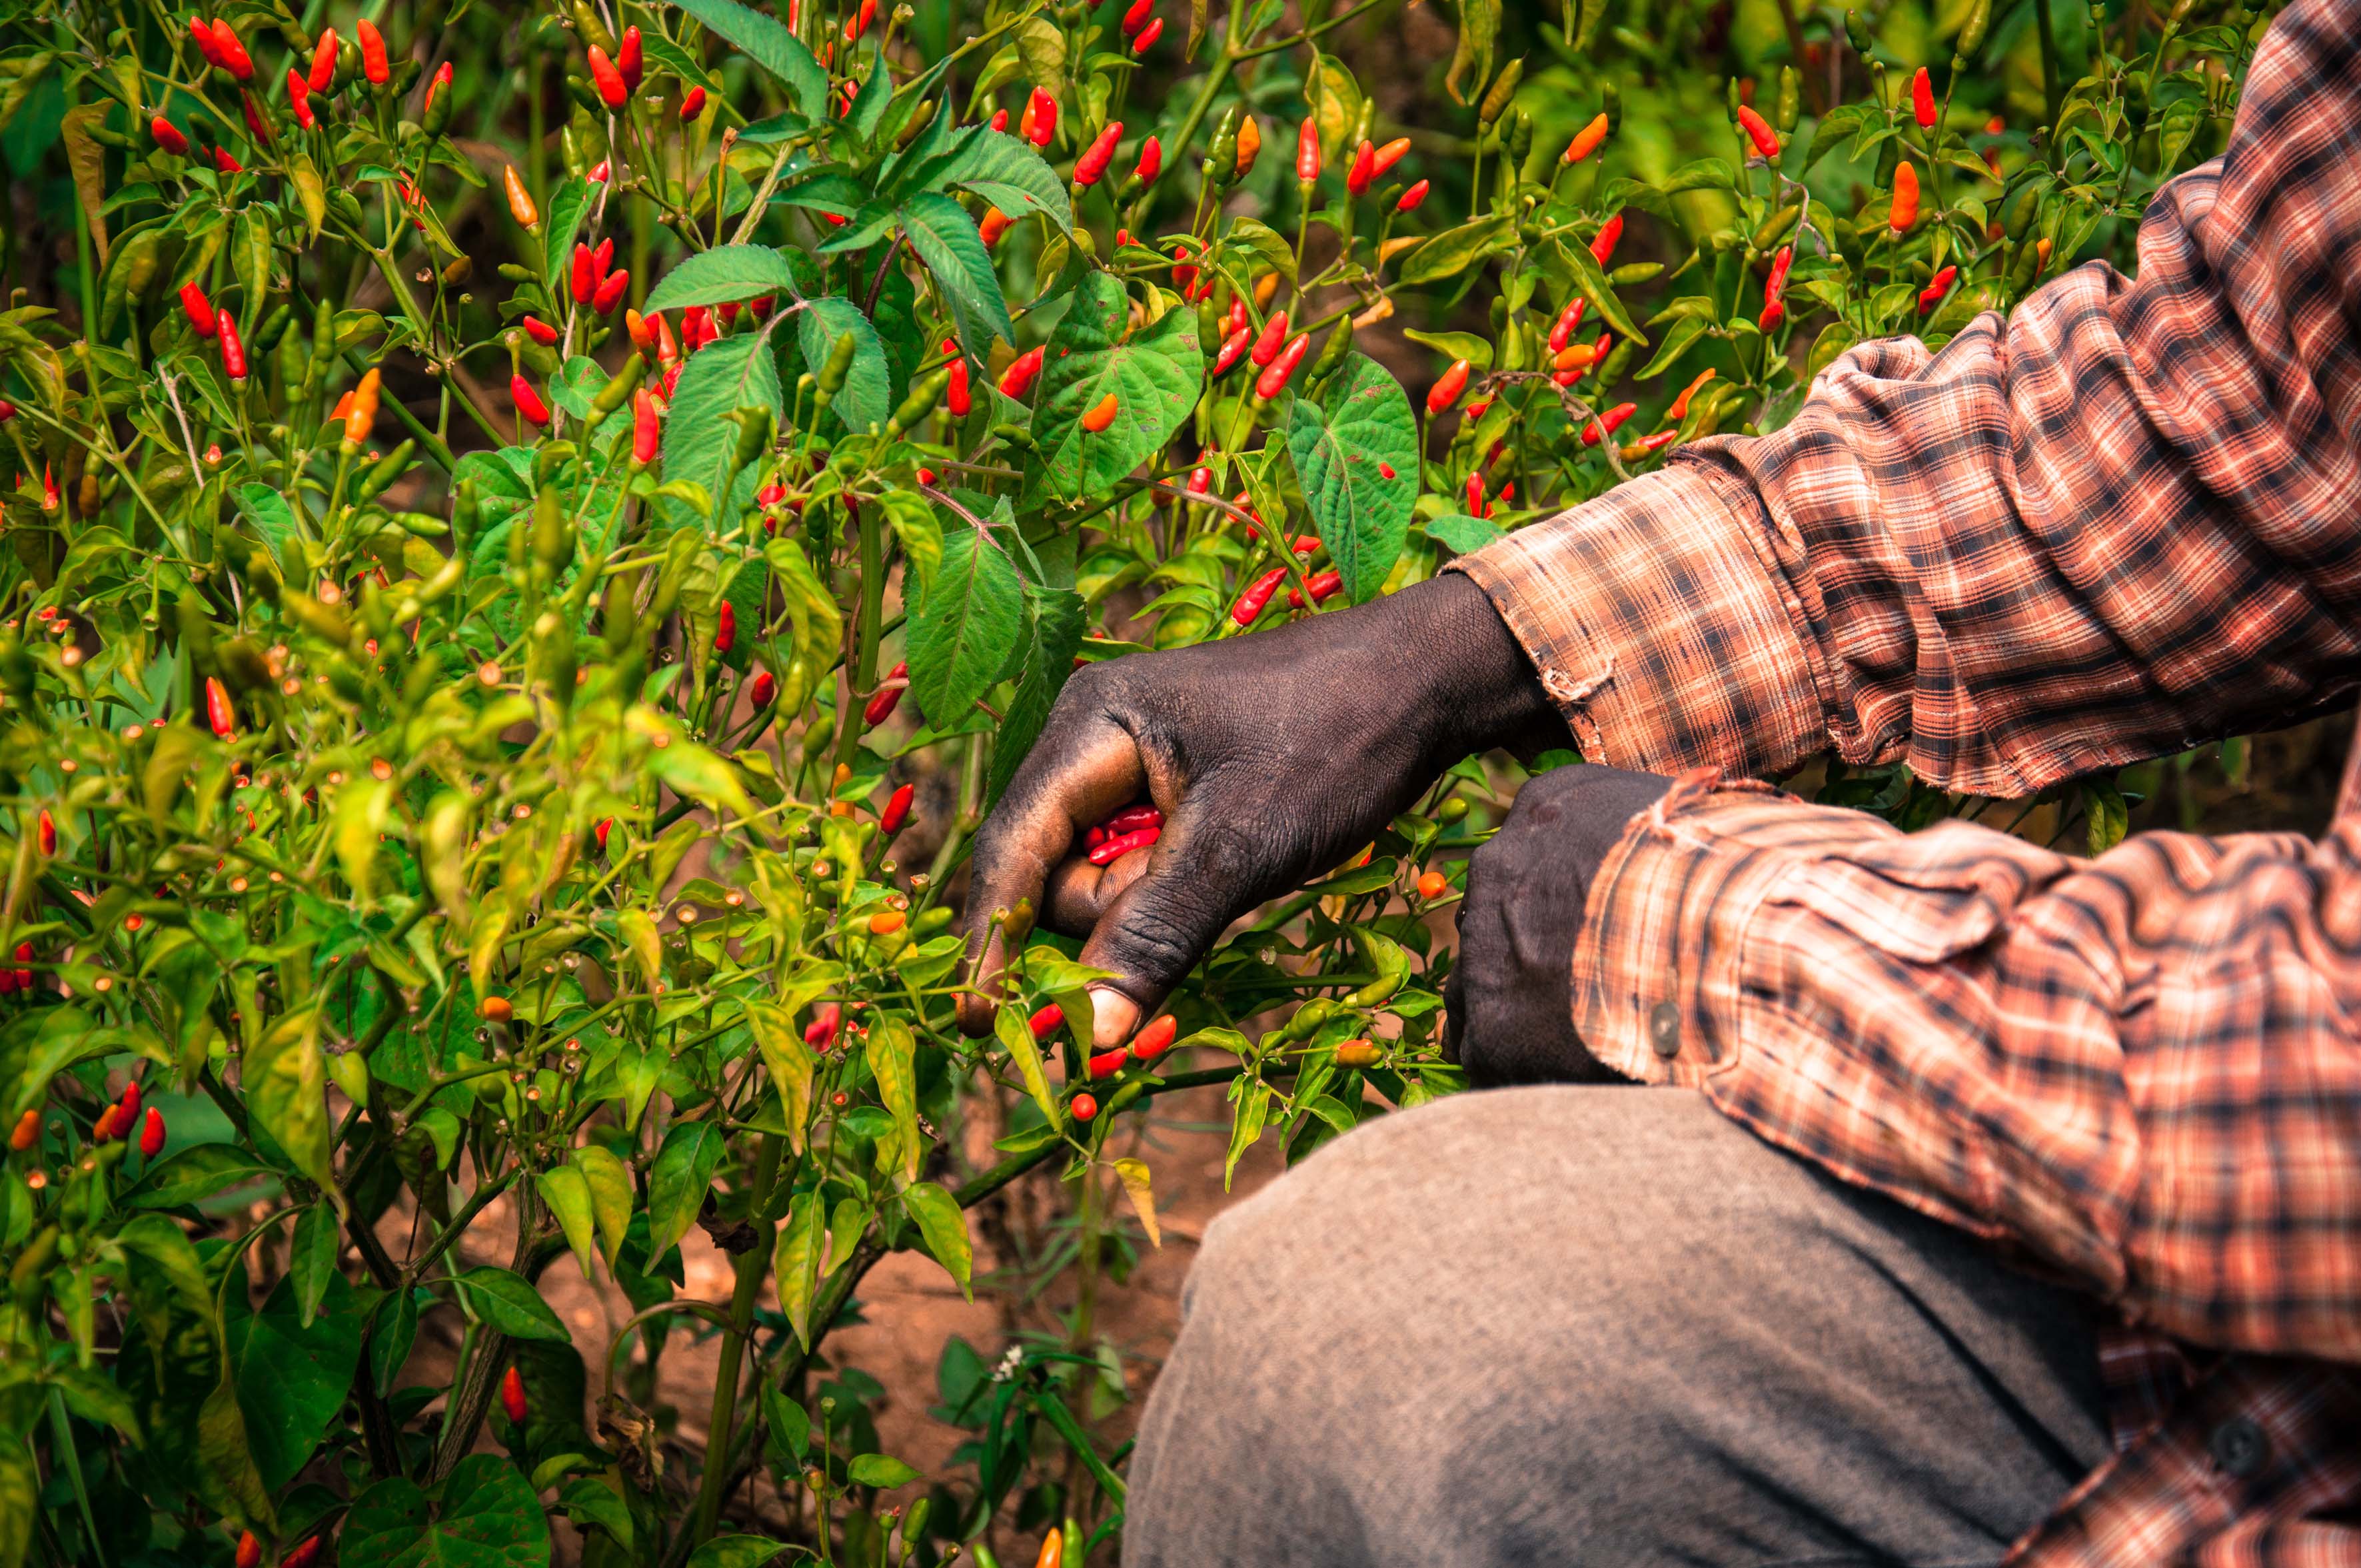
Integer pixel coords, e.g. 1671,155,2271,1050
1074,818,1259,1049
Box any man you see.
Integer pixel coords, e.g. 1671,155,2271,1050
958,0,2361,1560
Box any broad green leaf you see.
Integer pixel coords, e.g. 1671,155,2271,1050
900,1181,972,1296
1014,15,1067,97
1397,213,1515,287
369,1286,420,1397
1022,273,1203,510
572,1144,633,1267
538,1165,600,1279
341,1453,550,1568
906,519,1024,725
846,1453,923,1489
225,1269,365,1489
1114,1157,1161,1247
796,295,891,432
668,0,827,121
562,1478,634,1548
659,329,784,526
1285,354,1418,604
244,1006,333,1192
237,482,303,570
1423,512,1505,555
644,243,806,314
993,1000,1061,1126
899,191,1016,361
687,1538,787,1568
866,1014,920,1182
452,1265,570,1341
773,1197,824,1347
744,998,817,1151
934,127,1073,229
987,586,1085,804
122,1144,277,1209
647,1120,726,1259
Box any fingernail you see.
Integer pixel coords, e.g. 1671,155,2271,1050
1086,984,1138,1050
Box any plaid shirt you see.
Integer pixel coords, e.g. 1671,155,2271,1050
1450,1,2361,1561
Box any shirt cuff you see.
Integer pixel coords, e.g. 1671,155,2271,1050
1444,456,1825,781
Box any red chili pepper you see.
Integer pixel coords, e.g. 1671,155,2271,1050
881,782,916,836
239,89,272,145
1185,465,1213,498
682,305,718,352
1581,401,1638,446
1295,117,1321,183
1287,569,1343,608
1735,104,1780,160
1624,429,1679,458
1427,358,1471,415
357,18,388,85
498,1365,528,1424
632,389,661,463
1547,298,1587,353
1134,135,1162,184
1086,1048,1130,1079
1211,327,1252,377
189,17,221,69
139,1106,166,1158
424,60,453,119
522,315,560,347
151,115,191,155
1127,15,1164,50
998,347,1044,399
1249,309,1291,367
304,27,338,92
7,1110,35,1151
1026,87,1057,147
714,600,737,654
1104,805,1165,835
1082,392,1120,432
209,18,255,80
988,107,1009,132
568,243,596,306
1562,111,1609,164
1121,0,1154,35
1917,265,1959,315
1030,1002,1065,1040
1464,472,1487,517
592,267,630,315
119,1080,140,1124
214,147,243,173
40,466,59,512
1130,1013,1178,1062
1911,66,1937,130
1229,567,1287,626
179,280,218,339
681,85,706,121
1088,825,1163,866
1590,213,1624,267
206,676,237,740
12,942,31,990
745,669,777,711
1071,1092,1098,1121
588,45,626,107
1667,367,1718,420
219,312,247,381
618,23,644,89
864,660,908,725
93,1104,122,1144
1253,334,1309,400
804,1003,841,1048
1890,161,1920,231
281,1538,320,1568
1345,139,1377,195
946,353,972,417
1075,120,1123,186
512,373,550,427
285,69,315,129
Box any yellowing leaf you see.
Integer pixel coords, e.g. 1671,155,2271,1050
866,1014,920,1182
744,998,816,1152
994,1002,1061,1126
1114,1158,1161,1248
537,1165,600,1280
333,776,395,901
572,1144,633,1268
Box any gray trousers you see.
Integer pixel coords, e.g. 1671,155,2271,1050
1125,1088,2112,1567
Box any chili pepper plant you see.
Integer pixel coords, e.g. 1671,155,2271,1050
0,0,2269,1561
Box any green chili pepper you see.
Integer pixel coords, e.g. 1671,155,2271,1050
354,440,416,502
885,368,949,437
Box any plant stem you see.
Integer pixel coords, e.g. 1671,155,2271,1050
687,1133,784,1547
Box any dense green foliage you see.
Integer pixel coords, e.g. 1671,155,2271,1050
0,0,2276,1562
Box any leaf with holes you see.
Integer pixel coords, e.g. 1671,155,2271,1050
1285,354,1418,604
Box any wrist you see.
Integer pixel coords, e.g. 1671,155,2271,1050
1381,573,1574,765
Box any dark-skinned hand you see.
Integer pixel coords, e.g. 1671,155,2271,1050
1442,763,1671,1085
957,574,1573,1048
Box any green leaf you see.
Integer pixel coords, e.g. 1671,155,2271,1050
237,482,303,572
1423,511,1505,555
644,243,806,314
288,1201,340,1327
2082,776,2130,855
686,1538,787,1568
1442,0,1500,104
452,1265,570,1341
1661,155,1737,193
667,0,827,121
1397,213,1515,287
245,1005,333,1192
660,329,784,526
225,1269,365,1490
934,127,1074,230
744,998,817,1151
121,1143,277,1209
543,177,596,290
1400,329,1492,368
987,585,1086,804
773,1197,824,1347
333,774,396,901
866,1013,920,1182
647,1120,726,1260
992,1000,1061,1127
876,488,943,598
538,1165,599,1279
1022,273,1203,510
1014,14,1068,97
198,1370,276,1534
1549,234,1645,344
899,191,1016,361
572,1144,633,1267
369,1285,420,1397
1633,314,1709,380
847,1451,924,1489
341,1453,550,1568
899,1181,972,1297
796,295,891,432
1285,354,1418,604
906,518,1025,725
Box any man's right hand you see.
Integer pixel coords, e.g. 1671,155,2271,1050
957,572,1572,1048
